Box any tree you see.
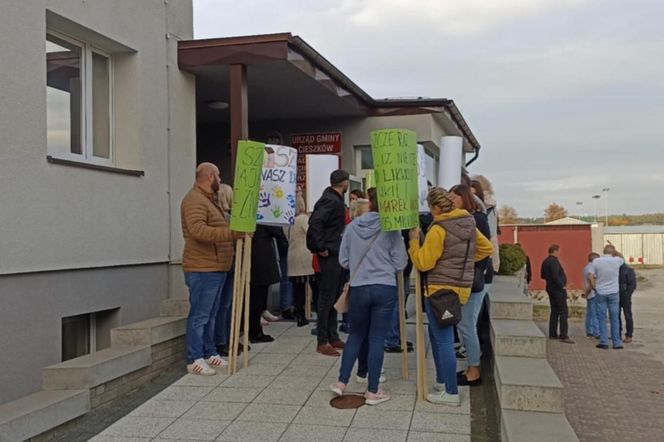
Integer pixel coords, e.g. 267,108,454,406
498,205,519,224
544,203,568,222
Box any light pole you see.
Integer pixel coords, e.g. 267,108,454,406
592,195,601,223
602,187,610,225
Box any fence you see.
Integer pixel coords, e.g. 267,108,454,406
603,233,664,265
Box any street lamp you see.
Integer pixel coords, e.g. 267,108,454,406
602,187,610,225
592,195,601,223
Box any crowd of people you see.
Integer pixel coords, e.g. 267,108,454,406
541,243,637,348
180,161,501,407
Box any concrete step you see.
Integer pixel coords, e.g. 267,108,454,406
491,319,546,358
111,316,186,346
488,279,533,320
0,389,89,442
160,298,190,317
42,345,151,390
502,409,579,442
495,355,564,413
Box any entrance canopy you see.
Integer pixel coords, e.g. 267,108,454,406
178,33,481,174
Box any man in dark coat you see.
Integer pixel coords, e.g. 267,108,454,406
619,263,637,343
307,169,349,356
248,224,288,342
540,244,574,344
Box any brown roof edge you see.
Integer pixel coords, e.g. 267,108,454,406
178,33,481,152
178,32,293,50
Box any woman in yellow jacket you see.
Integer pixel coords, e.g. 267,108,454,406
409,187,493,406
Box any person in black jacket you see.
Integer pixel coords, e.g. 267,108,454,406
619,263,637,343
307,169,350,356
540,244,574,343
248,224,289,343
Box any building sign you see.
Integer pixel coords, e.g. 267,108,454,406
290,132,342,154
291,132,342,191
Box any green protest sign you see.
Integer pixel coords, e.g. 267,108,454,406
230,140,266,232
370,129,419,231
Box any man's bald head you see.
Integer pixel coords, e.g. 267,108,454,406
196,162,219,181
195,162,221,193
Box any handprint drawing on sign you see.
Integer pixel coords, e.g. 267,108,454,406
285,209,295,225
256,213,265,220
273,186,285,199
258,192,271,208
286,194,296,209
272,206,283,219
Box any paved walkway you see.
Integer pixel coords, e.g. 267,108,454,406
90,321,471,442
538,322,664,442
537,268,664,442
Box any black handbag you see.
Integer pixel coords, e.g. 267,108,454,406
429,288,462,327
427,239,470,327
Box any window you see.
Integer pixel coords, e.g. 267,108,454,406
46,32,112,163
61,309,118,361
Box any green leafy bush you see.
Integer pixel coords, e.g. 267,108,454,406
499,244,526,275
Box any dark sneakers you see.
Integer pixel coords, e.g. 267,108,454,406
249,333,274,343
596,344,609,350
559,337,575,344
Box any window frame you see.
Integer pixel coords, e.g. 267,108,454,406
46,30,114,166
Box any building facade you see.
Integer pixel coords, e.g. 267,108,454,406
0,0,196,403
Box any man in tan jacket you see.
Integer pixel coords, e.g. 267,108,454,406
181,163,243,375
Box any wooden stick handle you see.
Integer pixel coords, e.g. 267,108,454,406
397,271,408,381
242,236,252,369
227,238,243,375
414,269,427,401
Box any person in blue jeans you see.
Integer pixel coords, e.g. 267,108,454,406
331,188,407,405
588,245,625,349
181,163,243,375
583,253,600,338
409,188,493,406
451,184,491,386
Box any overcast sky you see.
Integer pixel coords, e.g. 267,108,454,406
193,0,664,217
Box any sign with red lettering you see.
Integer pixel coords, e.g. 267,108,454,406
290,132,342,155
290,132,342,191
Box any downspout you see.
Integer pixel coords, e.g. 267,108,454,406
465,146,480,167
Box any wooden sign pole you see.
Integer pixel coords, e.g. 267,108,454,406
414,269,428,401
227,238,243,375
242,235,252,369
397,271,408,380
231,237,248,374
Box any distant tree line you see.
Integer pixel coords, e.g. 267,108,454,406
497,204,664,226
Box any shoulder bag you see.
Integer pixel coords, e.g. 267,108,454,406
334,233,380,314
427,239,470,327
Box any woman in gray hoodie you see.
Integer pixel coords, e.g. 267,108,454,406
330,188,408,405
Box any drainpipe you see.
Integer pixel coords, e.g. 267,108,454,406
465,146,480,167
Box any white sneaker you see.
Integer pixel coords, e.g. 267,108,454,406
187,358,216,376
262,310,280,322
206,355,228,367
330,382,346,396
365,390,391,405
427,390,461,407
356,375,386,384
434,382,445,392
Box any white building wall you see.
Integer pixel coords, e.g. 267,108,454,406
0,0,195,275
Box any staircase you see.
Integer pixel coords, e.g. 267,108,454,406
489,276,579,442
0,299,187,442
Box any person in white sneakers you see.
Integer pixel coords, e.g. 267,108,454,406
181,163,244,375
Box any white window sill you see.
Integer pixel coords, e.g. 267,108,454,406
47,155,144,177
